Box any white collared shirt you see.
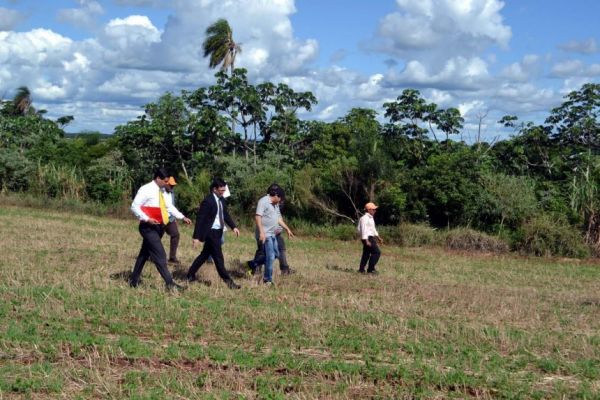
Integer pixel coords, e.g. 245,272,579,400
211,193,223,229
130,180,185,222
358,213,378,240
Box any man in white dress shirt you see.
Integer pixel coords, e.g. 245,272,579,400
358,202,383,274
129,168,192,290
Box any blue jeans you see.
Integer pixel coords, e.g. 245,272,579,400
263,236,279,283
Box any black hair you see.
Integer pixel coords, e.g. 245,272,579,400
210,178,227,190
153,167,170,180
267,183,285,199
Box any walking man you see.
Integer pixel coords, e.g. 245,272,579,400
129,168,192,290
186,178,241,289
247,184,294,285
164,176,181,265
358,202,382,274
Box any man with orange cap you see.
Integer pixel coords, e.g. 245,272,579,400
164,176,182,265
357,202,383,274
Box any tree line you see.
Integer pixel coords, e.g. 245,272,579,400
1,74,600,257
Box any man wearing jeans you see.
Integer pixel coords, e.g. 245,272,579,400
249,185,293,285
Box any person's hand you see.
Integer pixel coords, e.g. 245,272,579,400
192,239,201,249
286,228,295,239
182,217,192,225
364,239,371,247
233,227,240,237
376,237,383,244
259,232,266,243
147,218,160,225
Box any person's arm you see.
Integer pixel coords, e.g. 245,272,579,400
192,197,209,242
278,217,294,238
255,214,266,243
359,216,370,242
165,194,191,225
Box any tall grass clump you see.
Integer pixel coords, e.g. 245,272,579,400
381,223,439,246
30,162,86,200
514,214,590,258
444,227,509,253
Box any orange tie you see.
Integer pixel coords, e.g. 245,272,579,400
159,190,169,225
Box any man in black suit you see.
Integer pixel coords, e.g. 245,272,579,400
186,178,241,289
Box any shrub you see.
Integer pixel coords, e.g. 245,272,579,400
85,150,131,204
444,227,509,253
30,162,86,201
514,215,590,258
380,223,439,247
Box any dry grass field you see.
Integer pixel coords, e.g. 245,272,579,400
1,204,599,399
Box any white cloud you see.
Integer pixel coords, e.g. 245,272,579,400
559,38,599,54
429,89,453,106
63,52,91,73
114,0,165,5
0,7,25,30
57,0,104,28
500,54,540,82
384,56,490,90
0,29,73,66
34,79,68,100
375,0,511,61
458,100,485,118
551,60,585,77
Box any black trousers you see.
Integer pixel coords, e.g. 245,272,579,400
187,229,232,282
359,236,381,271
130,223,174,285
250,233,289,271
165,220,180,261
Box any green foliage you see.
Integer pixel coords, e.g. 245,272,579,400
4,79,600,258
29,162,87,201
481,172,538,230
444,227,509,253
84,150,132,204
380,223,439,247
0,150,33,191
514,214,590,258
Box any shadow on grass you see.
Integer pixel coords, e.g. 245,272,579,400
325,264,357,274
110,270,132,282
228,258,253,279
171,265,212,287
581,298,600,306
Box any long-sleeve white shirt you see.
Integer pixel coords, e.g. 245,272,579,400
358,213,378,240
130,180,185,222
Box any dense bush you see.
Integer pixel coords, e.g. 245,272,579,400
444,227,509,253
514,215,590,258
380,223,439,246
85,150,131,204
30,162,86,200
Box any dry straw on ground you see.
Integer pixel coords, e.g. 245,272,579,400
1,205,599,398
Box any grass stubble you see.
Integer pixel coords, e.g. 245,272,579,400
0,205,599,399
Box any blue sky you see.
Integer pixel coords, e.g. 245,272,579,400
0,0,598,141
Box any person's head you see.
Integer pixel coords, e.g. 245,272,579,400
267,183,285,205
210,178,228,197
153,168,171,188
364,202,378,215
165,176,177,192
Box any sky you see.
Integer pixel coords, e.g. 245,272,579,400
0,0,599,142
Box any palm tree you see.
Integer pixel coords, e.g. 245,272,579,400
13,86,32,115
203,19,242,151
202,18,241,75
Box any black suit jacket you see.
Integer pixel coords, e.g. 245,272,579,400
192,193,236,241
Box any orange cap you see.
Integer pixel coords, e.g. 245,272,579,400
167,177,177,186
365,202,378,210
